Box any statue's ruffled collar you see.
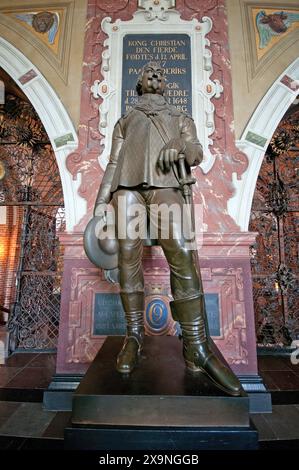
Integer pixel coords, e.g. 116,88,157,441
135,93,170,115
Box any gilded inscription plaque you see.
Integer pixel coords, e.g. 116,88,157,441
122,34,192,115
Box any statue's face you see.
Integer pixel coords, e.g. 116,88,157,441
141,64,165,95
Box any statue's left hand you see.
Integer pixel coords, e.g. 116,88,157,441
157,149,179,172
157,138,186,172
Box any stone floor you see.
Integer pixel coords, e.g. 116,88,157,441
258,355,299,390
0,352,298,449
0,401,68,449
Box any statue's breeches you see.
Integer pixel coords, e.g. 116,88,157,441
112,187,201,299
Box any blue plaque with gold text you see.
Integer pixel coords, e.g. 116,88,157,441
93,294,126,335
122,34,192,115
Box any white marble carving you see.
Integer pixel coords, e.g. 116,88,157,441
92,1,223,174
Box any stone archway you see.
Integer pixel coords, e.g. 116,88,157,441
0,37,84,231
0,37,83,352
228,57,299,231
0,67,65,351
226,57,299,349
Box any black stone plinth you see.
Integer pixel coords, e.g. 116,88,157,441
65,422,258,450
66,337,258,449
71,336,249,428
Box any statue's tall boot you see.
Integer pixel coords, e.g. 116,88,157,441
116,292,144,374
170,294,243,396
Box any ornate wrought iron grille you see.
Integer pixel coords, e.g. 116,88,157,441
0,89,65,351
249,105,299,348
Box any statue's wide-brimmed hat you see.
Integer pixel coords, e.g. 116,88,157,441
83,216,118,270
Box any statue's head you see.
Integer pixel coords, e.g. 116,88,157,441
136,62,166,96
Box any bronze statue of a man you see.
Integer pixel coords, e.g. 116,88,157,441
92,62,242,396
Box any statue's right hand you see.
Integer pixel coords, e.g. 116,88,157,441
93,203,107,222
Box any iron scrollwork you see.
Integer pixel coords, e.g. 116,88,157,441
249,106,299,347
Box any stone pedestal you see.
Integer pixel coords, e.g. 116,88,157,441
65,336,258,450
46,232,271,413
56,232,259,376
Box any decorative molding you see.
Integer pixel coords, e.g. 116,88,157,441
66,267,114,364
202,267,248,366
0,37,84,231
0,2,75,84
91,2,223,174
137,0,176,20
228,57,299,231
138,0,176,11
